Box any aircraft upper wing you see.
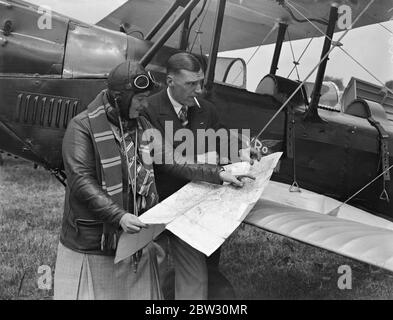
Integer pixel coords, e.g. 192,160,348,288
245,181,393,273
97,0,393,52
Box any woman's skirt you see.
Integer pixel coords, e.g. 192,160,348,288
53,242,163,300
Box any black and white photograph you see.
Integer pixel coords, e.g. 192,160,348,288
1,0,393,305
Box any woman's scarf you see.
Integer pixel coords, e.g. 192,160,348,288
87,90,159,251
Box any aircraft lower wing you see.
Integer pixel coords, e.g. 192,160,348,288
245,181,393,273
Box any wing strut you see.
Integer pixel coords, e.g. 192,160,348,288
304,4,338,122
139,0,201,67
145,0,183,41
204,0,226,94
251,2,371,145
270,22,288,75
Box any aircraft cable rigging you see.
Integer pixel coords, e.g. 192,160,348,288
195,25,205,64
251,50,340,144
279,0,328,26
379,23,393,36
340,48,393,95
286,29,301,81
251,0,375,144
287,0,393,96
286,4,393,204
287,105,301,192
188,0,211,53
229,23,278,85
287,37,314,79
286,29,302,192
250,0,392,196
284,0,320,18
185,0,208,49
327,163,393,216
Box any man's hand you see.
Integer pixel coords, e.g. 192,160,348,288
239,147,262,165
120,213,148,234
219,170,256,187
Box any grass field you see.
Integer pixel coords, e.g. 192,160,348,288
1,155,393,300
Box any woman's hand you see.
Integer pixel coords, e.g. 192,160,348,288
219,170,256,187
120,213,148,233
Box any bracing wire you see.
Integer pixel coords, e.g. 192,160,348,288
189,0,212,53
287,0,393,96
287,29,301,81
229,23,278,85
286,0,329,36
251,0,376,144
184,0,208,49
287,37,314,78
379,23,393,36
279,0,328,26
328,164,393,216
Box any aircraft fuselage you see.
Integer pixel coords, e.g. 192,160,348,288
0,1,392,220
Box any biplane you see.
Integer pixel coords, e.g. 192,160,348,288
1,0,393,279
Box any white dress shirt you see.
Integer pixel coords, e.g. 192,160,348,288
167,88,186,118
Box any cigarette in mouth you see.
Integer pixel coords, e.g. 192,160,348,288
194,97,201,108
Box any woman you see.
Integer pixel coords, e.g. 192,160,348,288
53,61,251,300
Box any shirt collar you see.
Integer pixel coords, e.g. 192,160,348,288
167,87,186,116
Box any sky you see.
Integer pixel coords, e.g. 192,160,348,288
223,22,393,91
27,0,393,91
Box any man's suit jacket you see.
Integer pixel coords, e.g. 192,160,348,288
142,89,224,200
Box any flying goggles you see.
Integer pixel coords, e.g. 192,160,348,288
124,71,157,93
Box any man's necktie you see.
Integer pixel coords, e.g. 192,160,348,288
178,105,188,126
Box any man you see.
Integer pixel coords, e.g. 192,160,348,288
54,60,249,300
142,53,260,300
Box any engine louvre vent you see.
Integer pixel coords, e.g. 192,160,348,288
15,92,81,129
